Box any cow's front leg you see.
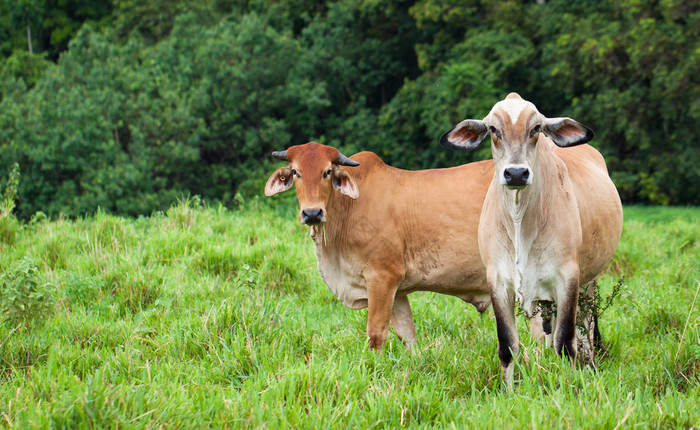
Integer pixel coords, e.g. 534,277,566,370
491,279,519,389
554,276,579,360
365,272,401,350
391,295,417,349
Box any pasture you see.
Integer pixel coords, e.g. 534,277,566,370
0,199,698,428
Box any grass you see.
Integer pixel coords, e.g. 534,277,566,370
0,199,698,428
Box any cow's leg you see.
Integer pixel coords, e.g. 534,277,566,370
542,315,553,348
553,276,579,361
533,302,554,348
529,312,553,348
530,312,544,338
391,295,417,349
491,279,519,389
593,311,602,351
365,272,401,350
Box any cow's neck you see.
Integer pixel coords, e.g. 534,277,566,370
497,141,560,283
310,190,355,251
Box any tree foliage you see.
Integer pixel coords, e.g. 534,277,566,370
0,0,698,218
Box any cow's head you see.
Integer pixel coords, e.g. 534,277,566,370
439,93,594,189
264,142,359,225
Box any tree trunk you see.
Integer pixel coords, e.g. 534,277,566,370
26,17,33,54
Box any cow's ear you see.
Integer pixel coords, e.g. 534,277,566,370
265,167,293,196
440,119,488,151
332,168,359,200
543,117,594,147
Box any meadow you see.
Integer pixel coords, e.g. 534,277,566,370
0,198,698,428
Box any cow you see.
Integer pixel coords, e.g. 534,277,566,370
440,93,623,388
265,141,493,349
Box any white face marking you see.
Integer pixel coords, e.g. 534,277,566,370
489,99,538,125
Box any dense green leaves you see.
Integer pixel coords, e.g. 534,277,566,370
0,256,55,329
533,0,700,204
0,0,698,217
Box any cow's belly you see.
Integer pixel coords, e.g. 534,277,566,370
316,252,368,310
398,261,490,310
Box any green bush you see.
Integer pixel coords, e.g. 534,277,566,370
0,256,55,329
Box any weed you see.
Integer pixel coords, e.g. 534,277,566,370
106,263,162,316
0,328,50,376
167,195,203,230
0,256,55,329
236,263,259,289
61,271,105,307
0,162,20,219
577,276,625,335
0,216,20,245
517,276,624,340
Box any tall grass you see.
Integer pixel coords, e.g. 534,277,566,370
0,200,698,428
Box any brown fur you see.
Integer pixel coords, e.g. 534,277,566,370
266,142,494,349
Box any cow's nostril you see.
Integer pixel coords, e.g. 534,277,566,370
503,167,530,187
301,208,324,225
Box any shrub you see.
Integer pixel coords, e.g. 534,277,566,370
0,162,19,218
0,256,55,329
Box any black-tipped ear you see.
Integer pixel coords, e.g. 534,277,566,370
543,117,594,147
439,119,488,151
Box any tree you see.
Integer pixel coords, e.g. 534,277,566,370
5,0,43,53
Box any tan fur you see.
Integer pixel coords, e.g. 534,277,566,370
442,94,623,388
480,98,622,388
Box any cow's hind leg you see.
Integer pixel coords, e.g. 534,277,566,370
529,311,553,348
391,295,417,349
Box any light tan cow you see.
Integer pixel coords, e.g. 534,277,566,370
440,93,623,388
265,142,493,349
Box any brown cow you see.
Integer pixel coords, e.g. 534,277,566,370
440,93,623,388
265,142,493,349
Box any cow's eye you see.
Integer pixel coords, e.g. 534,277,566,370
323,169,332,179
291,169,300,178
489,126,501,140
530,124,541,138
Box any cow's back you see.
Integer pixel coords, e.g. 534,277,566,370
553,144,623,283
320,151,493,310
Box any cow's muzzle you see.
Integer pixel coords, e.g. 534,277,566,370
502,165,531,189
301,208,325,225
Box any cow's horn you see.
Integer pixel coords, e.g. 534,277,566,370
336,153,359,166
272,150,288,161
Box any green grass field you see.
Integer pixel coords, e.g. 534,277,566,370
0,199,698,428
